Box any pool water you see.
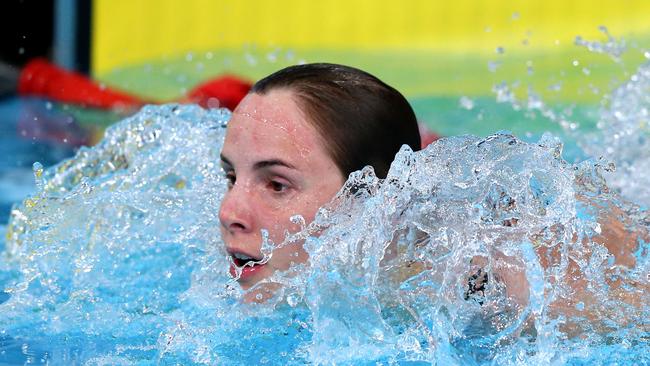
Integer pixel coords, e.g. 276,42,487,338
1,61,649,365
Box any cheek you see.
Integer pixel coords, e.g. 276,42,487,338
254,203,297,244
286,194,325,224
306,181,343,217
258,197,319,244
253,180,342,243
272,240,309,269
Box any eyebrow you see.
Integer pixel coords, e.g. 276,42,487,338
220,154,297,171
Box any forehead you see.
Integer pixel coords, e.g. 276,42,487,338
223,89,325,163
234,89,305,127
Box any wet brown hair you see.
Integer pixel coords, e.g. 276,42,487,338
251,63,421,179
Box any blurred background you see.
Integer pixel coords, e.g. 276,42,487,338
1,0,650,222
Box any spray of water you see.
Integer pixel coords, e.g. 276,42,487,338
580,61,650,204
1,95,648,364
490,27,650,207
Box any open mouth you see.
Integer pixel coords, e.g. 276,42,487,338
227,249,270,281
231,252,263,268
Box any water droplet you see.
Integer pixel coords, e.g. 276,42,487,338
459,96,475,110
33,162,44,191
266,50,279,63
287,293,300,307
495,46,505,54
488,60,502,73
245,53,257,66
548,82,562,92
203,97,218,109
572,60,580,66
290,214,306,230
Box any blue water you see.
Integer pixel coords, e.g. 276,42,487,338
0,97,85,224
0,98,646,364
1,54,650,363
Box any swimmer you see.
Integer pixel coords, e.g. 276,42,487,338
219,63,648,325
219,63,421,291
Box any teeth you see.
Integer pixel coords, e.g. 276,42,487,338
233,253,254,261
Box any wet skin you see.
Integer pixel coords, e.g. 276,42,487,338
219,88,345,290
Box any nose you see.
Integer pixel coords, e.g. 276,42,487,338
219,182,253,234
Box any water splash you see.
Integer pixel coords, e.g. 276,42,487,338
491,25,650,206
574,26,627,62
0,101,648,364
580,62,650,204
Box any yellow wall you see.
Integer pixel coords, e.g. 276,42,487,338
92,0,650,75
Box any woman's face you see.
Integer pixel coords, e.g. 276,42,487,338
219,88,345,290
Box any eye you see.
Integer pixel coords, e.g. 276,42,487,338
269,180,288,193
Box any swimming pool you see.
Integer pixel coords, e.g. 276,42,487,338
0,59,649,365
